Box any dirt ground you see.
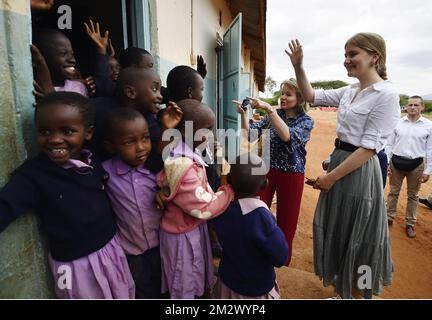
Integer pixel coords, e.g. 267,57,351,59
274,109,432,299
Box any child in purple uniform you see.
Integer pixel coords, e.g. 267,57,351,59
0,92,134,298
102,108,163,298
157,99,234,299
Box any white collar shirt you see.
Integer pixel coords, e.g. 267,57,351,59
385,116,432,175
314,80,401,153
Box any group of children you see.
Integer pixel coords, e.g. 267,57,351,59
0,24,289,299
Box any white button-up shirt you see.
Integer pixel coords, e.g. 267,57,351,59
314,80,401,153
385,116,432,175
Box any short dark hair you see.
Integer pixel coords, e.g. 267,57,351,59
409,95,424,105
166,65,201,102
105,107,146,140
229,154,267,196
119,47,151,68
35,91,95,128
33,28,68,52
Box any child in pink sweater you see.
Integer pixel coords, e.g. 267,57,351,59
157,99,234,299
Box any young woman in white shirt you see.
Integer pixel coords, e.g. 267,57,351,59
286,33,400,299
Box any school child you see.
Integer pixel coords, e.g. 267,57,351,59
119,47,155,69
84,20,120,97
165,65,222,256
0,92,134,299
32,29,88,96
89,67,182,174
157,99,234,299
102,108,163,298
212,154,288,299
116,67,182,172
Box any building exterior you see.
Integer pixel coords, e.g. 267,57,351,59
0,0,266,297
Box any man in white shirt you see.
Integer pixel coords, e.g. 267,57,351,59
386,96,432,238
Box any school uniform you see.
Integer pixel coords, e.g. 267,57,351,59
0,151,134,299
54,79,88,97
385,116,432,226
212,198,288,299
103,157,163,298
313,80,400,298
249,110,313,266
157,141,234,299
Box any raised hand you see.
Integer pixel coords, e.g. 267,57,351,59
84,20,109,55
161,101,184,129
108,38,116,57
197,55,207,79
285,39,304,68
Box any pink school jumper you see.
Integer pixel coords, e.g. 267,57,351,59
157,141,234,298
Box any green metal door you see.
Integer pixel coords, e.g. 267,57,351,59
222,13,242,159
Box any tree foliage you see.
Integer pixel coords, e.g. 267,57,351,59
311,80,348,90
265,76,277,96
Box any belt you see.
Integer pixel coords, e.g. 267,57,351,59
334,138,359,152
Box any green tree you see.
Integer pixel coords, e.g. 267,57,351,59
265,76,277,98
311,80,348,89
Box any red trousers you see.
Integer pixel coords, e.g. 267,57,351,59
257,168,305,266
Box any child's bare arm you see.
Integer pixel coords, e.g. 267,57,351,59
31,44,54,97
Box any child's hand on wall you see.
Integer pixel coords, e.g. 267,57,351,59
84,20,110,55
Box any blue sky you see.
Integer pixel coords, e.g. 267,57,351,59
266,0,432,97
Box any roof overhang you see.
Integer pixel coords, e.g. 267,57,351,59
227,0,266,92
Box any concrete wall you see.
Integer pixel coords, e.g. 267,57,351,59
0,0,54,298
151,0,261,108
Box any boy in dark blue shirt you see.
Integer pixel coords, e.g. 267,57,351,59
213,154,288,299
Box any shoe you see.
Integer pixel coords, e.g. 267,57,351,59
406,225,416,238
387,219,393,226
419,198,432,209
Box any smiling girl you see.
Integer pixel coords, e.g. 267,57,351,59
287,33,400,299
0,92,134,298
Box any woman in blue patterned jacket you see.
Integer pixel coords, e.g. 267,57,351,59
234,78,314,266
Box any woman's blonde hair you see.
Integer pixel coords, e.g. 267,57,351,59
280,78,310,114
345,32,388,80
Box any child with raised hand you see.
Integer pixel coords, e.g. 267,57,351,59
102,108,163,298
32,29,88,96
0,92,134,299
84,20,120,97
212,154,288,299
157,99,234,299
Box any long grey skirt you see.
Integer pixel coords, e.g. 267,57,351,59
313,148,393,299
